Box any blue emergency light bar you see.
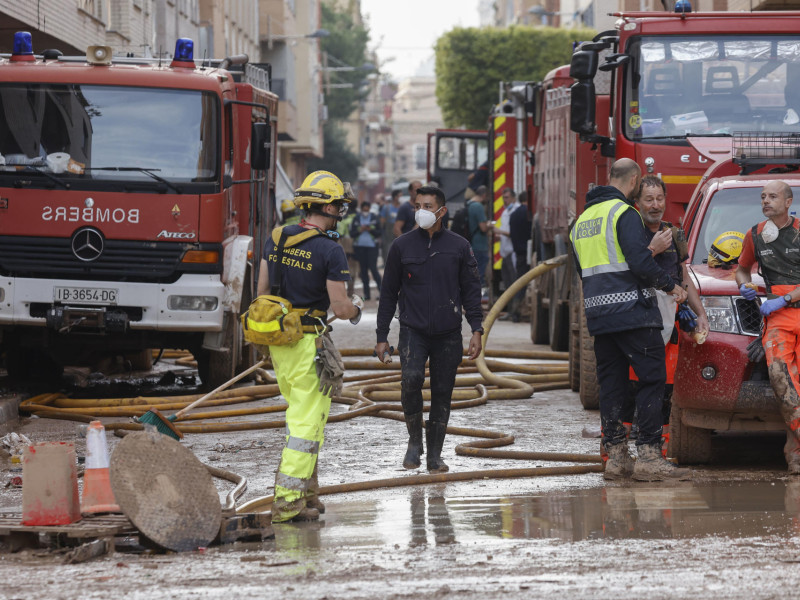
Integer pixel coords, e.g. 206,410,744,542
674,0,692,12
13,32,33,55
174,38,194,62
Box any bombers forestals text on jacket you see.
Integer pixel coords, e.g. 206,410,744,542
572,185,676,337
377,227,483,342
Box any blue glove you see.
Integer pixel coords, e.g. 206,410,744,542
677,303,698,332
760,296,788,316
739,283,757,301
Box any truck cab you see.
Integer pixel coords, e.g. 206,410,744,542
670,175,800,463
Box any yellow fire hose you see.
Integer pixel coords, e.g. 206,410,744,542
20,255,604,512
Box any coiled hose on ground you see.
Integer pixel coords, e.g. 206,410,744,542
19,255,603,512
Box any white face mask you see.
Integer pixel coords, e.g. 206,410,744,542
762,219,779,243
415,207,442,230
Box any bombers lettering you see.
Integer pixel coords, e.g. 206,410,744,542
42,206,140,224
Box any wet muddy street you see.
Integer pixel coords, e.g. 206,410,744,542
2,307,800,598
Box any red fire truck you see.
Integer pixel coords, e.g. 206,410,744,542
525,8,800,408
0,32,278,388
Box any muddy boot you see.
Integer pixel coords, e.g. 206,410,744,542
603,441,634,481
784,431,800,475
403,412,424,469
632,443,691,481
271,496,320,523
426,420,449,473
305,463,325,513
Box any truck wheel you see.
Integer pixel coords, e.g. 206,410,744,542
529,255,549,345
568,287,582,392
548,282,569,351
237,270,257,374
4,345,63,384
196,312,239,390
578,308,599,409
668,403,712,464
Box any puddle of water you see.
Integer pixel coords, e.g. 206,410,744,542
265,480,800,550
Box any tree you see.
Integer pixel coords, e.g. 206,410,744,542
435,26,596,130
320,1,371,122
308,121,361,184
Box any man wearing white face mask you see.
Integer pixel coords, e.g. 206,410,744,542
736,180,800,474
375,185,483,473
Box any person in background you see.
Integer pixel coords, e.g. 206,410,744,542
736,180,800,474
468,185,490,294
337,208,358,297
393,180,422,238
380,189,402,263
375,185,483,473
508,192,532,321
493,187,520,318
465,160,489,201
351,201,383,301
281,198,301,226
570,158,689,482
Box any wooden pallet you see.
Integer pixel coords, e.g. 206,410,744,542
0,513,136,551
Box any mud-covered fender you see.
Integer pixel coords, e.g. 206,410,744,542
221,235,253,313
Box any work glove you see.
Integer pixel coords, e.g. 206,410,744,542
739,283,757,301
760,296,787,317
350,295,364,325
746,336,766,363
677,303,698,332
315,333,345,397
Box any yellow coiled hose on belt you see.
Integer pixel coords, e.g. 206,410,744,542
19,255,604,512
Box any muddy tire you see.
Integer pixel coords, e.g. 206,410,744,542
548,280,569,352
668,402,712,464
196,312,239,390
578,308,599,409
568,287,582,392
237,268,257,374
529,255,549,345
4,344,63,384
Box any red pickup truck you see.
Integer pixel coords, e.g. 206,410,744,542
670,175,800,463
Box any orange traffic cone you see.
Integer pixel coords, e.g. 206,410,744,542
81,421,120,514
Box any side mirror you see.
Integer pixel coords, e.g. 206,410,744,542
251,122,271,171
570,49,598,80
570,81,596,136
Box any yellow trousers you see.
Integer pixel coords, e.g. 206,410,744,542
269,334,330,521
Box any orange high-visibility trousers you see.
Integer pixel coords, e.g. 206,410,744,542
763,286,800,437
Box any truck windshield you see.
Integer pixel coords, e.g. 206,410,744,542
624,35,800,142
0,84,218,184
691,185,800,264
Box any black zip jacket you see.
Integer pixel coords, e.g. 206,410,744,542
376,227,483,342
571,185,676,336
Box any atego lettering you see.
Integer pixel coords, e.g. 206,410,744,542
157,230,197,239
42,206,140,224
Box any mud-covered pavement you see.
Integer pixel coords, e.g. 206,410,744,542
2,302,800,599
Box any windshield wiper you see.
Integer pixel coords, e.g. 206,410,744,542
19,165,70,189
686,132,733,137
86,167,182,193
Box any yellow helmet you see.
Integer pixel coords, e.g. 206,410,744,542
280,198,296,213
708,231,745,268
293,170,349,209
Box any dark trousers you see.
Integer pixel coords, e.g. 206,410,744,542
354,245,382,300
398,326,463,424
594,327,666,447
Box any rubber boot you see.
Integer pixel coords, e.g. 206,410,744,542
632,443,691,481
426,420,449,473
603,441,635,481
305,463,325,513
271,496,320,523
784,430,800,475
403,412,424,469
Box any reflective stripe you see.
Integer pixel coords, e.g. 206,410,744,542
582,262,630,277
276,472,309,492
247,318,281,333
286,436,320,454
605,201,628,264
642,287,656,299
584,290,639,308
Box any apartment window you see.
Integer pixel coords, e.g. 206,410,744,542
78,0,103,21
413,143,426,171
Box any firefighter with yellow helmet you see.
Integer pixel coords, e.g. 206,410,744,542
255,170,363,523
280,198,301,226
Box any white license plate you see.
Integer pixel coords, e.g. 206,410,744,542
54,287,118,305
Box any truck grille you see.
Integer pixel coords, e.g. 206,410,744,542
734,298,762,335
0,236,215,283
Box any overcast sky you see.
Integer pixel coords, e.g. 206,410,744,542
360,0,481,80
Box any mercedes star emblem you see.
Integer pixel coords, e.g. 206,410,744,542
71,227,104,262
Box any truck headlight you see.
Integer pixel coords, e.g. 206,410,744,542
700,296,738,333
167,295,218,311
